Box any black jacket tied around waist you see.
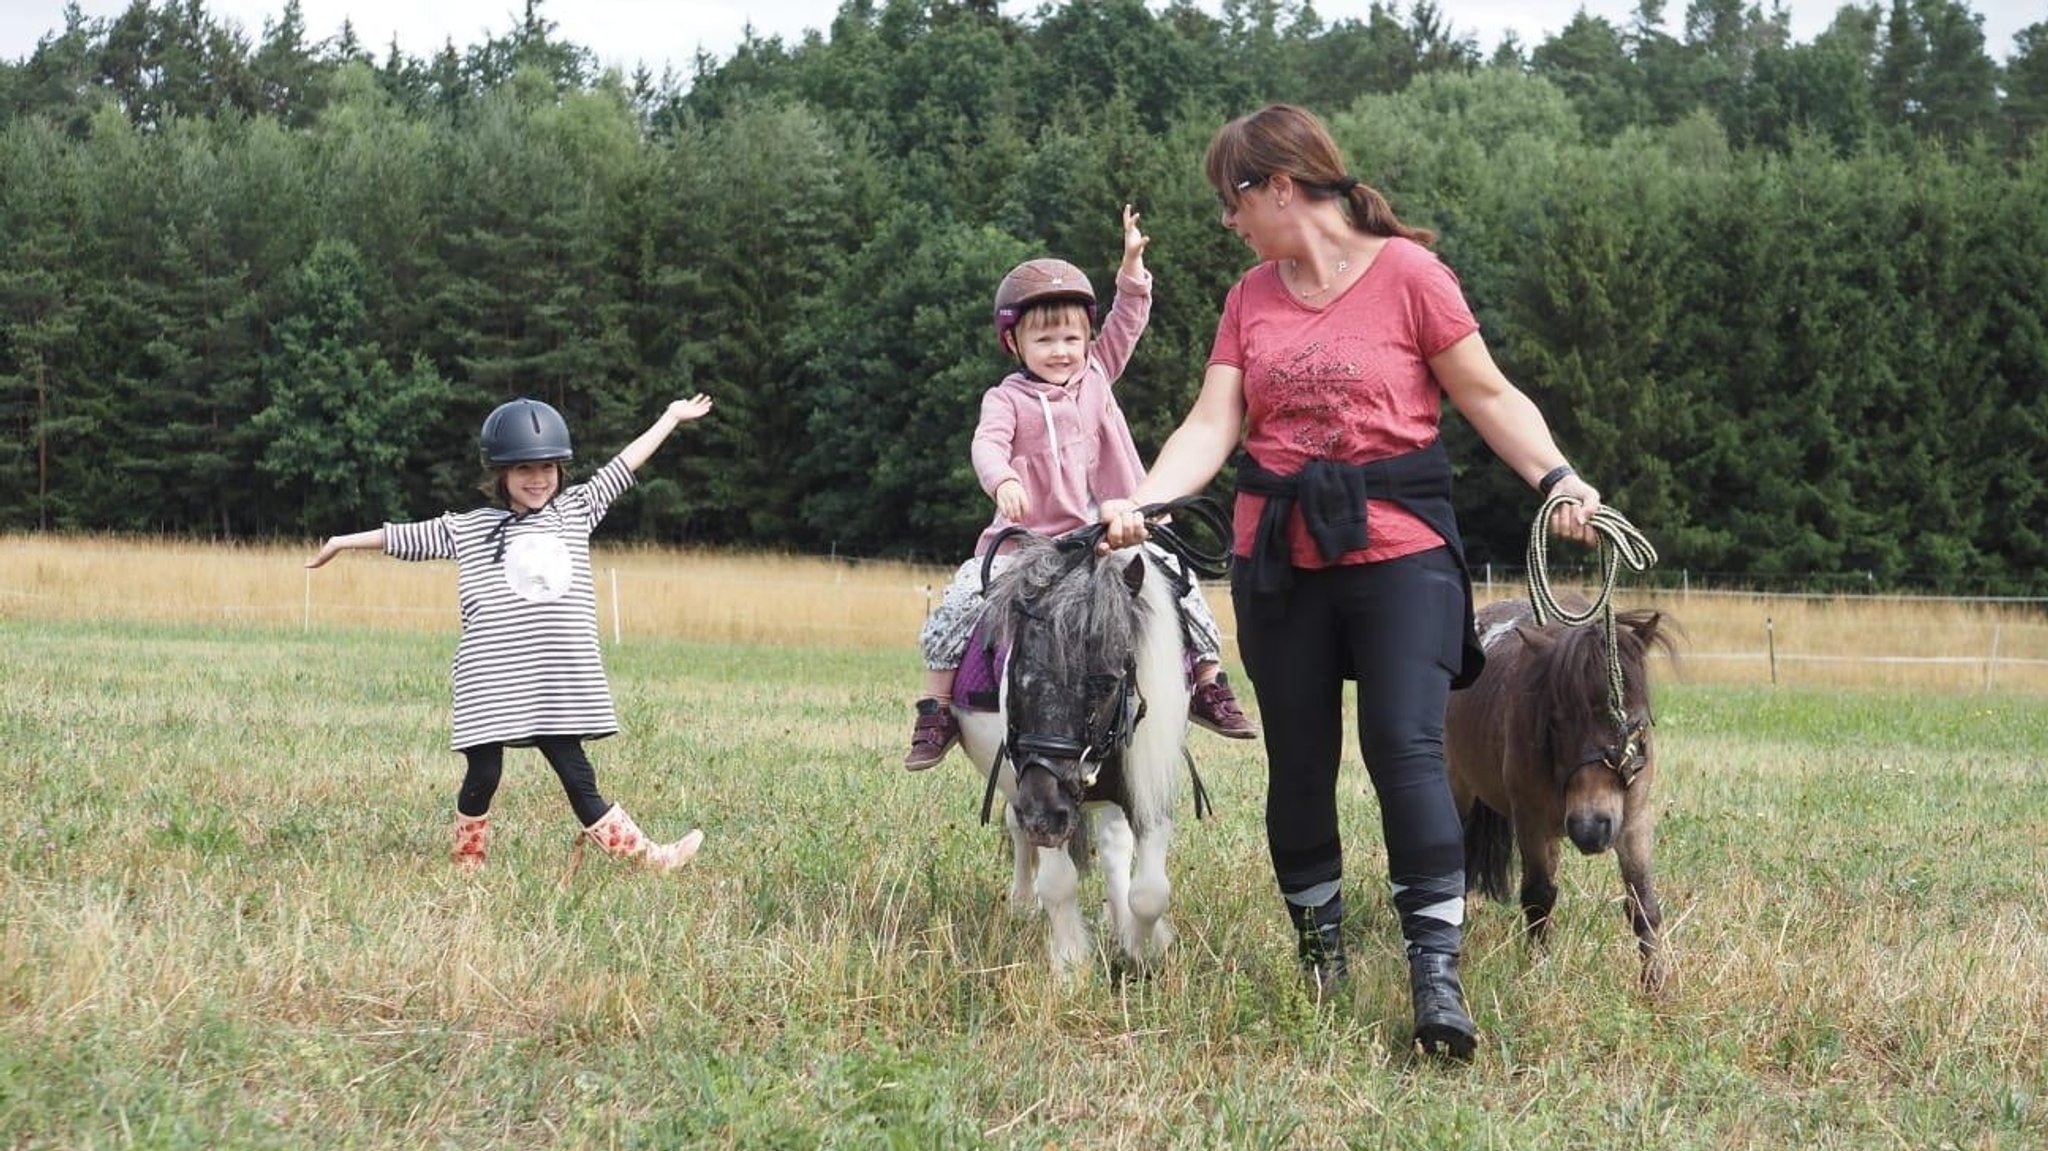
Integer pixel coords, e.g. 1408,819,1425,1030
1233,438,1485,688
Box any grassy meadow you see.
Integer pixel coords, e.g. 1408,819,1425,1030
3,537,2045,1149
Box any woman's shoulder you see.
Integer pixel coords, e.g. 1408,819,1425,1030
1376,235,1441,269
1225,262,1285,304
1231,261,1283,289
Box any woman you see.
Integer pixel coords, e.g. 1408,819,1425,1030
1099,104,1601,1061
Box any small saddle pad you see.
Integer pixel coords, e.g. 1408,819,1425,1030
953,613,1007,714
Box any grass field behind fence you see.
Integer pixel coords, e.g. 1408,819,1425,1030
4,534,2046,692
2,538,2046,1148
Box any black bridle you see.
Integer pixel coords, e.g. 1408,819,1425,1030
975,497,1230,827
1579,714,1650,789
978,597,1147,827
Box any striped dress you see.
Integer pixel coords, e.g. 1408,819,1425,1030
384,457,634,751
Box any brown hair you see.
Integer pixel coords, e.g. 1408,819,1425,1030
1204,103,1435,247
1011,300,1093,344
478,462,567,505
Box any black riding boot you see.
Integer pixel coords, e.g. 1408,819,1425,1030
1408,950,1477,1060
1288,895,1347,999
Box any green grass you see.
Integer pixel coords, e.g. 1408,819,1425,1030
3,620,2044,1149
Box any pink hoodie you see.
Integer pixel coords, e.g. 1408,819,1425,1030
971,269,1151,556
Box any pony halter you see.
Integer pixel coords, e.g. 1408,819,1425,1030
1526,492,1659,782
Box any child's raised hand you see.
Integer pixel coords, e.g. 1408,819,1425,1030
305,539,341,569
666,394,714,424
1121,204,1150,270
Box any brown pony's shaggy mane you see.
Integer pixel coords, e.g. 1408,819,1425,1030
1527,608,1682,778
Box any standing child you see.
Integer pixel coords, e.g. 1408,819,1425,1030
307,395,715,874
903,204,1256,770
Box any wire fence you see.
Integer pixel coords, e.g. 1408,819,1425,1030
3,536,2046,693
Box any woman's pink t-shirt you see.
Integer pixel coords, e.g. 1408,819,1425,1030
1208,237,1479,567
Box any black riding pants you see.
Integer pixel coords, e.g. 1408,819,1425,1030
457,736,610,827
1233,546,1467,956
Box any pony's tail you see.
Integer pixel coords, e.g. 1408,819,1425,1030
1463,801,1514,902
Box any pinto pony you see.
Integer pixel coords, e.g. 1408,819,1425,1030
954,535,1191,979
1445,596,1681,993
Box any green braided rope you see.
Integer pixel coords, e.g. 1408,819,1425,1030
1525,493,1659,729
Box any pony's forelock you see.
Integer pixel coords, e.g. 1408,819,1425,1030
985,540,1147,685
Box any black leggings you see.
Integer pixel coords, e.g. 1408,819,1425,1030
1233,547,1468,956
457,737,610,827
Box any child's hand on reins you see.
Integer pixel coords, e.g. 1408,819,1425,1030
996,479,1030,523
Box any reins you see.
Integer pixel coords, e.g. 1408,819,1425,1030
1524,493,1658,774
979,494,1232,596
974,496,1231,827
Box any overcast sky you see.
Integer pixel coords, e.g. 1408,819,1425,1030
2,1,2037,73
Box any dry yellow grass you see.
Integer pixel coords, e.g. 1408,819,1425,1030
4,533,2044,692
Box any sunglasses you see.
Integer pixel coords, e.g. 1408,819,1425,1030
1217,175,1266,209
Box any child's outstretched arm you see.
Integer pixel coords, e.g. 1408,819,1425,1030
618,394,714,474
306,529,387,569
1095,204,1154,384
1120,203,1149,280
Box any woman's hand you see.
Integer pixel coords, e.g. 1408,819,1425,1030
305,538,343,570
1098,497,1149,551
1546,474,1604,546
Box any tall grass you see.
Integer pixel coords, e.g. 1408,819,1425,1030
4,607,2044,1148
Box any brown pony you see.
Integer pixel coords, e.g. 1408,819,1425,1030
1445,596,1681,993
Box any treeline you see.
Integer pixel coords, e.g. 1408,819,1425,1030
2,0,2045,591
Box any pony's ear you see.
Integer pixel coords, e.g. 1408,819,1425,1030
1120,553,1146,595
1627,611,1663,647
1515,624,1558,652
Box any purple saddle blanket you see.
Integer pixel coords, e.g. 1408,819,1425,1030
954,615,1007,714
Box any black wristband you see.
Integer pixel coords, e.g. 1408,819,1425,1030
1538,464,1575,496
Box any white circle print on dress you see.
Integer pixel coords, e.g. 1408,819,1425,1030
502,533,573,602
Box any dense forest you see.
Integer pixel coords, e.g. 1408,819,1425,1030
2,0,2044,591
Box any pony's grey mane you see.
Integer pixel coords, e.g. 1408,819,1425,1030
982,538,1152,684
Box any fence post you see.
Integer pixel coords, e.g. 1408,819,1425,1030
303,568,312,634
1766,617,1777,686
610,567,622,645
1986,624,2001,692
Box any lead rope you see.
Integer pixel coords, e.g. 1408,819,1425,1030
1525,493,1658,730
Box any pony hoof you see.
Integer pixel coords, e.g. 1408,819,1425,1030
1108,956,1157,985
1642,955,1677,997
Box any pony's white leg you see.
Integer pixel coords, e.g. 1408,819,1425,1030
1004,805,1037,912
1092,806,1137,958
1127,819,1176,959
1034,844,1090,977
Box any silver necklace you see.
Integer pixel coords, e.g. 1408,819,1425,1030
1289,253,1350,298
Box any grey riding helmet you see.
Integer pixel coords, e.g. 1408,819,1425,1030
479,398,573,465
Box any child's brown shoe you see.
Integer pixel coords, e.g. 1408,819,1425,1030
1191,672,1257,739
902,698,959,770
